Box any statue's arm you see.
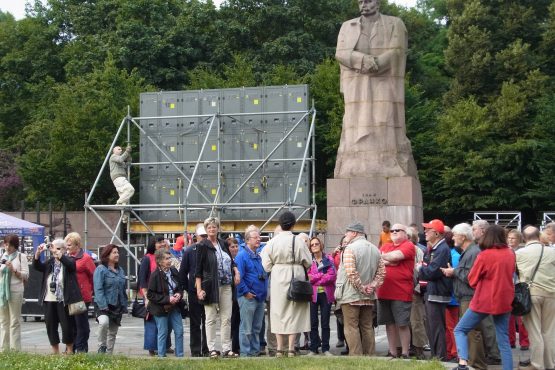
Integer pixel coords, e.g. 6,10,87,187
374,17,407,75
335,22,366,71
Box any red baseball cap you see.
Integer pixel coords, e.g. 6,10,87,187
422,219,445,234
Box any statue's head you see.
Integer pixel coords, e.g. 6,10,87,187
359,0,380,16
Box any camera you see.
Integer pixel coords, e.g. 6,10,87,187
49,282,57,293
0,259,6,265
258,274,266,281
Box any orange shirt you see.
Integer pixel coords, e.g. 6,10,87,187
379,231,392,247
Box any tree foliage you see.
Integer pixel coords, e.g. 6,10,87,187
1,0,555,224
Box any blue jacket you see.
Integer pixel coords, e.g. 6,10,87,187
448,247,461,306
234,247,268,302
93,265,128,311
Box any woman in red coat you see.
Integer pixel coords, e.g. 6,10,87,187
65,232,96,353
453,225,515,370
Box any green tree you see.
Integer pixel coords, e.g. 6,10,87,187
18,58,148,208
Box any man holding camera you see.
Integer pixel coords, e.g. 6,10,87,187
234,228,268,356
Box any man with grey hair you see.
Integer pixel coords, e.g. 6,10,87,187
471,220,489,243
517,226,555,370
441,223,487,370
335,221,385,356
543,222,555,247
377,223,415,359
470,220,500,365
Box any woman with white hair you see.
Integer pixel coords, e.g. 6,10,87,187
195,217,240,358
34,238,82,354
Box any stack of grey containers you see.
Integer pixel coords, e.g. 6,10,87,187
139,84,312,222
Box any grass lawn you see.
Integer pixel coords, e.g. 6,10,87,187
1,352,445,369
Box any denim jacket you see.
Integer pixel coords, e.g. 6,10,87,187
93,265,128,310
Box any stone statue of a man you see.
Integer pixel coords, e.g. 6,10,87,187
335,0,417,179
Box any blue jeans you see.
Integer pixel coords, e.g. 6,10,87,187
454,308,512,370
154,309,184,357
238,296,265,356
310,292,332,353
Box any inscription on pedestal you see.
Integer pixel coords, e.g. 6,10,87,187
351,193,388,206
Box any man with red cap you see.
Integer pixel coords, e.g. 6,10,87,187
416,219,452,361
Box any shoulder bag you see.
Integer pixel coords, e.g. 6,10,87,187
512,244,543,316
286,236,313,302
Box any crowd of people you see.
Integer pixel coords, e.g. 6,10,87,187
1,215,555,370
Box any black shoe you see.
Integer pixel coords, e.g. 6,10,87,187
340,350,349,356
400,354,409,360
336,340,345,348
166,347,175,354
191,352,202,357
486,357,502,365
98,346,107,354
519,359,531,366
454,365,468,370
520,346,529,351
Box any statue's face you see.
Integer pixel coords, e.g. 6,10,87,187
359,0,379,16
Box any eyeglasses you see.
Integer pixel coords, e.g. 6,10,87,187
390,229,405,233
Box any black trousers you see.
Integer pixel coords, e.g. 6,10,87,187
188,292,208,355
44,301,75,345
425,300,447,360
72,304,90,352
231,297,240,354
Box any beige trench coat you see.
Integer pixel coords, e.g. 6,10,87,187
261,231,312,334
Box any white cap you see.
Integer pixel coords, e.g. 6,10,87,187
196,226,207,236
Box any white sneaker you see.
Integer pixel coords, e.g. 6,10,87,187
306,351,318,356
322,351,334,356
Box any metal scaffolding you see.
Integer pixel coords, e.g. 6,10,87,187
473,211,522,230
84,105,317,264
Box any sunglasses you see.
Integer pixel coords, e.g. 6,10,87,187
390,229,405,233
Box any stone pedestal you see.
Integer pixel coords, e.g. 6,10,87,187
326,176,423,249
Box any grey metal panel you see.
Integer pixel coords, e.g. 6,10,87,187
139,179,160,220
158,135,182,176
199,90,220,116
221,88,242,114
221,133,241,162
182,134,200,164
264,114,287,134
264,132,286,160
285,85,309,111
241,132,263,160
220,175,242,219
159,91,182,134
139,164,158,178
285,134,306,160
264,86,286,112
264,160,285,174
140,93,160,134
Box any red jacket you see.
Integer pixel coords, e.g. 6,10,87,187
70,249,96,303
468,247,515,315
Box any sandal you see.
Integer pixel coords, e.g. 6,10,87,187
287,350,297,357
223,350,239,358
276,350,286,358
209,350,219,359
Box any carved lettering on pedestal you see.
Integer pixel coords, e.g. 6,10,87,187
351,193,388,206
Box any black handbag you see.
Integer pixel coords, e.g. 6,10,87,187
512,243,543,316
131,297,147,319
286,236,313,302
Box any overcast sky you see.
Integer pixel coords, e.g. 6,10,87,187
1,0,418,20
